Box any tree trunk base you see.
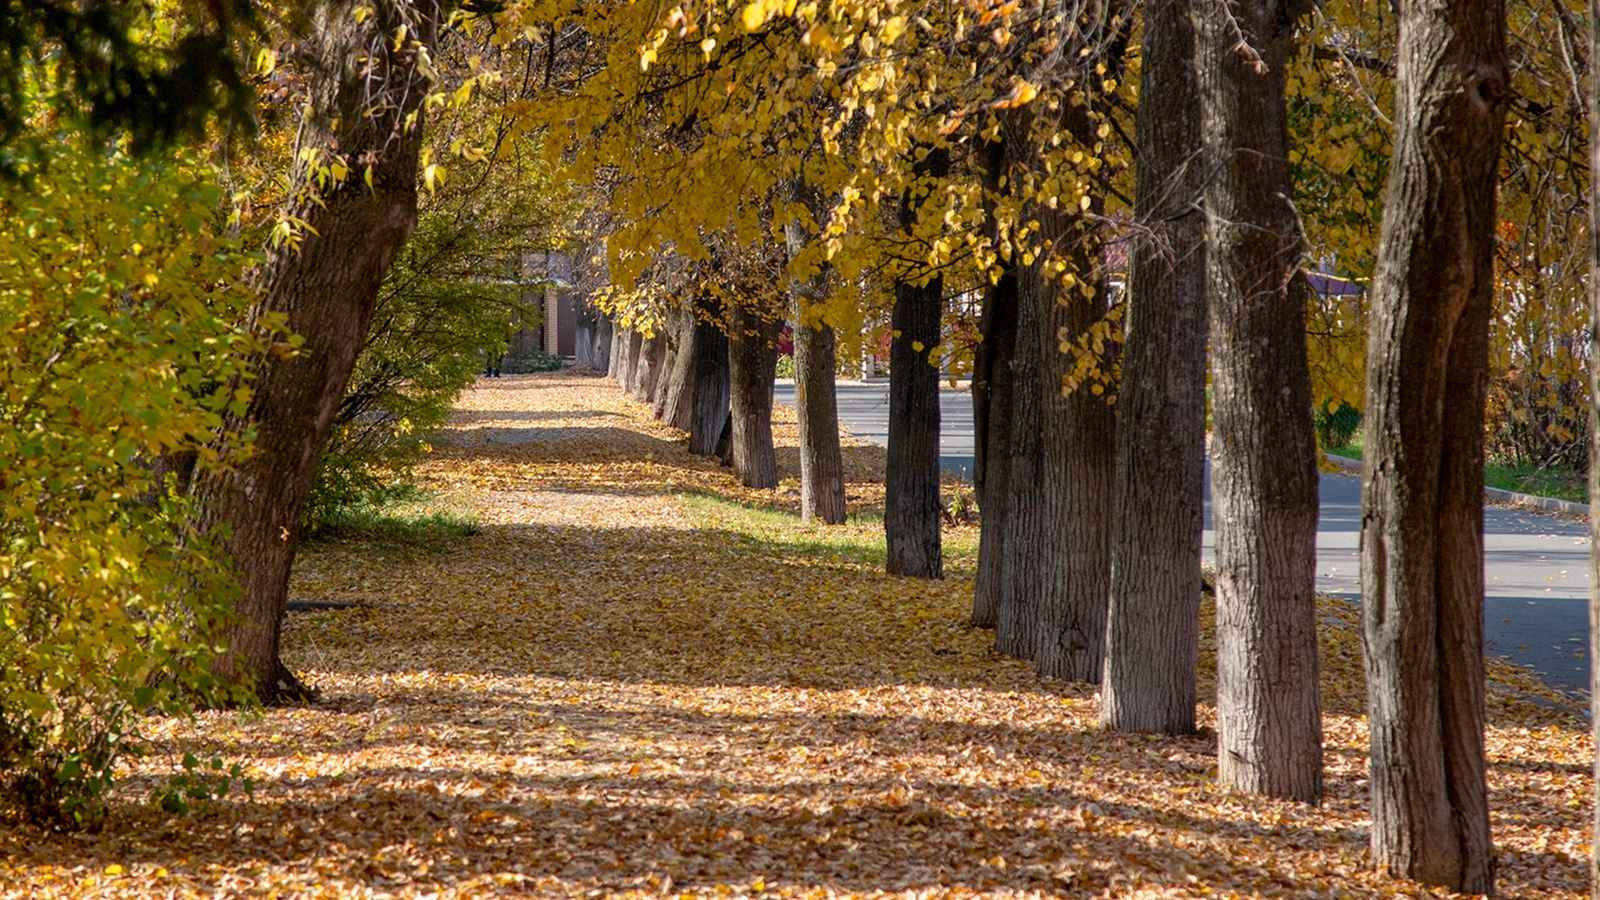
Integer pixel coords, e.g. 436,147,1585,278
261,662,317,706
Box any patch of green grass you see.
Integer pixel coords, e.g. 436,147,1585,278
1484,461,1587,504
1322,442,1363,461
302,491,480,551
1320,440,1587,503
680,492,980,573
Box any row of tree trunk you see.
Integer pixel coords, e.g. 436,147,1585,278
592,195,947,557
603,296,784,490
966,0,1507,893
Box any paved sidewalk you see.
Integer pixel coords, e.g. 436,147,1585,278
776,379,1593,694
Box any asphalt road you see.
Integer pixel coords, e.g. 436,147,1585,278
775,379,1593,693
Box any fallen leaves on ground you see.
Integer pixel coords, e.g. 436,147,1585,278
0,371,1589,899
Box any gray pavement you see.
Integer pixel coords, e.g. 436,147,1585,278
776,379,1593,694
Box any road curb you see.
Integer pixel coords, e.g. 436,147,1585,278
1325,453,1590,517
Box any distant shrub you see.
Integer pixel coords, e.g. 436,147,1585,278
506,348,566,373
1314,402,1362,450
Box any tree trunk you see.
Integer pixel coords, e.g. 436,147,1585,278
971,139,1017,628
634,330,666,401
1589,2,1600,895
785,183,847,525
793,318,847,523
622,328,645,395
652,307,688,416
727,302,781,488
575,302,609,369
613,325,634,386
986,99,1118,682
607,316,624,380
656,305,694,422
1194,0,1322,803
994,216,1116,680
192,0,439,704
686,312,730,456
1361,0,1506,890
592,314,613,373
885,149,948,579
1100,0,1207,735
714,412,734,467
660,307,699,427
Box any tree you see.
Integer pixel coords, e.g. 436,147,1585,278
885,148,949,578
1589,0,1600,889
499,6,855,521
1194,0,1323,801
686,309,732,457
1100,0,1206,734
0,0,259,164
988,8,1130,682
701,232,788,489
659,306,699,429
575,301,613,369
632,331,664,400
193,0,440,702
305,71,574,529
787,182,849,524
969,140,1017,629
1360,0,1507,889
728,301,782,488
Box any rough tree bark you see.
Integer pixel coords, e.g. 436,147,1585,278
1100,0,1206,734
622,328,646,395
612,327,627,384
885,148,948,579
656,304,694,419
792,317,846,523
614,327,639,389
575,302,611,369
633,330,666,402
659,305,699,428
727,302,781,488
1589,1,1600,894
785,182,847,525
685,310,730,456
1360,0,1506,889
651,307,688,415
1194,0,1323,802
607,315,624,380
192,0,439,703
971,138,1017,628
991,106,1118,683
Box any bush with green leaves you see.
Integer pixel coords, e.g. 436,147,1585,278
0,140,261,829
1314,401,1362,451
505,348,567,374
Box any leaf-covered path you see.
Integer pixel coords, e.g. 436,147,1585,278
1,371,1591,899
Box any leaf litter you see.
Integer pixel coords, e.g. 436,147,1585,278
0,370,1590,899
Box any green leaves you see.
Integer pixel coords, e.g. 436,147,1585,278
0,137,261,828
